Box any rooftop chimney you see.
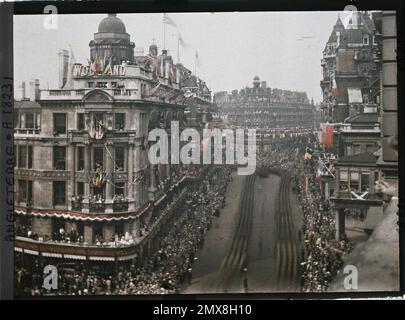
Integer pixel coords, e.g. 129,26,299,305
17,81,27,101
28,79,40,101
58,49,69,89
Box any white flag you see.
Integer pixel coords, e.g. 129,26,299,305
179,34,188,47
163,13,177,27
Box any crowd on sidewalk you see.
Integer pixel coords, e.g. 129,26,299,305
15,166,232,296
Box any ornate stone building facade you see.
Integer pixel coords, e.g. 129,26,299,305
14,14,213,263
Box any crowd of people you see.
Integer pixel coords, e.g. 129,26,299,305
15,166,232,295
16,131,355,294
259,133,353,292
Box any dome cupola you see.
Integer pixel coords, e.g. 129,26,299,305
98,13,126,34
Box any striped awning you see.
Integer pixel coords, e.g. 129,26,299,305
24,249,39,255
117,253,138,261
64,254,87,260
42,252,62,258
89,256,115,261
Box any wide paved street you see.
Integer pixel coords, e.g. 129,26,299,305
182,170,303,294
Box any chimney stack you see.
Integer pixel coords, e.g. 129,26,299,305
17,81,27,100
21,81,26,100
58,49,69,89
261,81,267,88
28,79,40,101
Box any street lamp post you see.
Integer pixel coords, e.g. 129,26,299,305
243,267,248,293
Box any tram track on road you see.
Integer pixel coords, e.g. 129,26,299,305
200,170,301,293
275,171,300,291
212,174,256,292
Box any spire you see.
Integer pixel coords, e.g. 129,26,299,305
334,15,345,30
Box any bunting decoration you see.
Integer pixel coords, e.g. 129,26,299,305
331,78,340,96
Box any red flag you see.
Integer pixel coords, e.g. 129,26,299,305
331,79,340,96
323,125,335,150
94,54,101,73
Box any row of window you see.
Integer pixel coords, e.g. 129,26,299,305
17,180,65,207
362,34,378,46
76,145,125,171
15,145,126,172
339,170,379,192
53,112,126,134
346,143,376,156
17,180,126,206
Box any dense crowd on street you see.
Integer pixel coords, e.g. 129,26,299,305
259,133,353,292
16,130,354,295
15,166,232,296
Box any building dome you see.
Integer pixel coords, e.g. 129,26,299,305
149,41,158,56
98,14,126,34
253,75,260,88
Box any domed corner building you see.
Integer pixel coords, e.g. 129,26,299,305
13,14,213,271
89,13,135,66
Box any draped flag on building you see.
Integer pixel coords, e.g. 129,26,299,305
143,82,161,98
92,54,101,74
316,159,326,182
170,65,177,83
331,78,340,96
145,52,159,79
87,119,105,140
88,167,107,189
322,124,335,150
88,57,96,74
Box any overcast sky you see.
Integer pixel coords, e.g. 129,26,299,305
14,12,346,103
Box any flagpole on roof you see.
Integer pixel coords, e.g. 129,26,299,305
177,34,179,63
163,13,166,49
194,50,197,78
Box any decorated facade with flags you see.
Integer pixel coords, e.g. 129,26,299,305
14,13,214,264
320,12,381,124
216,75,317,129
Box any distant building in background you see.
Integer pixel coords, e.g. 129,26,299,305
215,76,317,129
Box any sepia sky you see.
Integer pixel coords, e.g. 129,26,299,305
14,12,348,103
